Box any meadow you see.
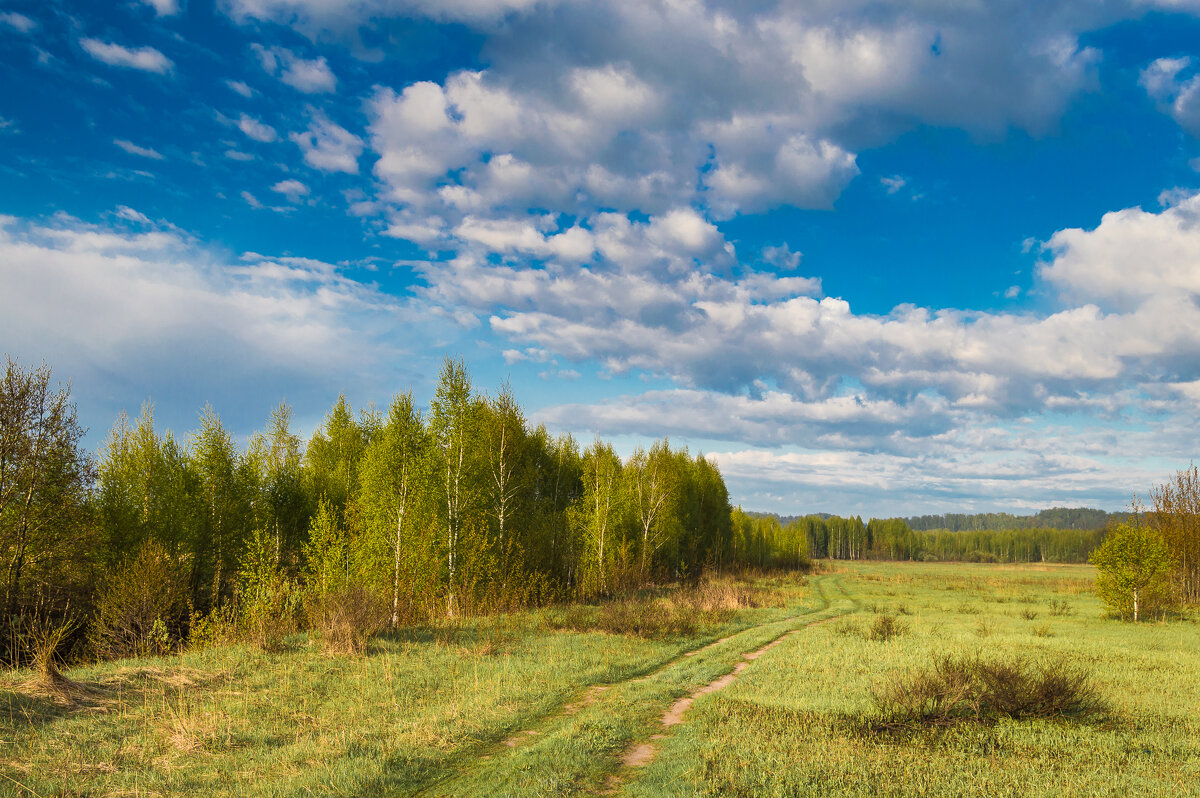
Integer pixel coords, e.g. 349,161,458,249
3,562,1198,797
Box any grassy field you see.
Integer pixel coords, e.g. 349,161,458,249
3,562,1198,796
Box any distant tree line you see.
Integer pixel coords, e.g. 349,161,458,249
903,507,1122,532
744,514,1106,564
0,356,762,665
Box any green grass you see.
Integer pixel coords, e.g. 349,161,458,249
622,562,1200,798
0,575,818,797
5,564,1199,797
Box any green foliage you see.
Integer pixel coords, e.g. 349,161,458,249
9,356,769,667
238,526,300,652
0,356,94,663
1148,463,1200,604
1089,522,1177,621
90,539,188,659
904,507,1119,532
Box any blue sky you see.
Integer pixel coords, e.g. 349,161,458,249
4,0,1200,517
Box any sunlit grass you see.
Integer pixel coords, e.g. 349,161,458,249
6,563,1198,797
0,574,814,797
622,562,1200,798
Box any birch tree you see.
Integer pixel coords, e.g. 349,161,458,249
573,440,623,597
484,381,531,576
429,357,476,617
359,391,430,626
626,440,677,582
189,405,246,609
247,402,307,568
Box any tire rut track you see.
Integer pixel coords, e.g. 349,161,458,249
408,575,839,797
604,603,850,790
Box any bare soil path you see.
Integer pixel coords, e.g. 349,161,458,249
411,575,857,797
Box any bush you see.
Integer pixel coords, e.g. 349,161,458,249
872,653,1103,728
308,584,389,655
238,527,301,652
867,614,907,642
241,572,300,653
1048,599,1072,617
91,540,188,659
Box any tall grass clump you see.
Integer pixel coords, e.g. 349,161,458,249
872,653,1104,728
867,614,907,642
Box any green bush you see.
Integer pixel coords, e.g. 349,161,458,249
90,540,188,659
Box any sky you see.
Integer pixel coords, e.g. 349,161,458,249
3,0,1200,517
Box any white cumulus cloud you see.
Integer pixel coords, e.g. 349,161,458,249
81,38,173,74
252,44,337,93
289,110,363,173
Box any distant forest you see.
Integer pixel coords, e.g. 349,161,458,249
902,507,1125,532
738,513,1104,565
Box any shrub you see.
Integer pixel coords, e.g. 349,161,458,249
24,612,79,693
241,572,300,653
187,601,241,650
1020,608,1039,620
308,584,390,655
91,540,188,659
872,653,1103,727
238,528,301,652
1048,599,1072,617
867,614,907,642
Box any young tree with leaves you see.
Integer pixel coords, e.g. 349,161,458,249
1090,522,1177,622
358,391,432,626
247,402,308,569
189,404,247,609
429,357,478,616
0,357,94,633
573,440,624,597
626,440,678,582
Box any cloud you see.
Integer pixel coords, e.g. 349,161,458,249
252,44,337,93
1140,56,1200,135
0,12,37,33
115,206,154,224
271,178,310,200
346,1,1113,252
1040,190,1200,309
222,0,547,27
237,114,277,143
225,149,256,161
80,38,173,74
114,139,165,160
411,191,1200,436
289,110,363,173
139,0,181,15
226,79,254,97
762,244,801,271
0,213,414,438
242,190,265,208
